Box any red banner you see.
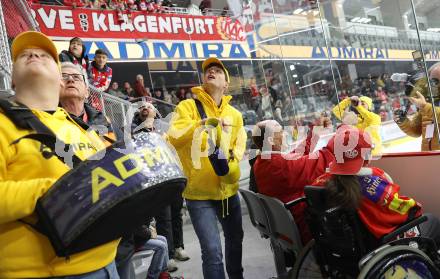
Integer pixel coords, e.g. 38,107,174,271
31,4,246,41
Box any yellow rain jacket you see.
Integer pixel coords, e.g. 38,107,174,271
397,103,440,151
332,98,382,155
168,86,247,201
0,108,119,278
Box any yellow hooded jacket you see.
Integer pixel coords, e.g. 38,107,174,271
0,108,119,278
167,86,247,201
332,97,382,155
397,103,440,151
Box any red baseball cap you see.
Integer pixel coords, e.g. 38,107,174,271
328,126,373,175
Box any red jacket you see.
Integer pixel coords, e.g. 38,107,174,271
89,62,112,92
312,167,422,238
253,146,335,244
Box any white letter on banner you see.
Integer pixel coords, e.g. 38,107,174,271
59,9,74,30
134,15,146,32
92,12,108,31
147,16,158,33
108,13,121,31
37,7,57,29
194,18,205,34
205,18,214,34
171,17,182,33
158,16,172,33
120,14,135,32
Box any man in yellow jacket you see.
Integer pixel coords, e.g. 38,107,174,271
332,95,382,155
0,31,119,278
168,57,247,279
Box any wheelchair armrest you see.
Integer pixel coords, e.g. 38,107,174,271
285,196,306,209
381,215,428,244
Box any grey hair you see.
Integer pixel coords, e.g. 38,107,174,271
60,61,89,87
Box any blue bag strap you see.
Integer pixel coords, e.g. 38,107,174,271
194,99,207,120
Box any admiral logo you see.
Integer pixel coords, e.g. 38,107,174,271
91,147,175,203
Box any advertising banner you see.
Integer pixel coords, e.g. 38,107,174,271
31,4,246,42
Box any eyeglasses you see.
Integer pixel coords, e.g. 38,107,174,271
62,73,85,82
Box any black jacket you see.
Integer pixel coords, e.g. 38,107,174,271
69,103,122,140
59,48,91,78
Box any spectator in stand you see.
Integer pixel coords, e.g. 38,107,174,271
261,86,273,120
64,0,85,8
177,88,186,101
332,95,382,155
122,81,135,97
134,74,151,98
153,0,164,13
184,92,193,100
252,118,334,244
116,217,181,279
2,30,119,279
167,57,246,279
163,91,174,116
199,0,211,14
115,0,128,23
59,62,118,141
168,90,177,104
89,49,112,92
108,81,129,100
131,101,156,134
59,37,90,77
393,63,440,151
137,0,149,11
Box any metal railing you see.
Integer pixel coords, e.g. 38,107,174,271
88,86,177,132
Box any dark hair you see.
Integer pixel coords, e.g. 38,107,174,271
252,125,266,150
325,175,362,210
95,49,108,56
70,37,82,45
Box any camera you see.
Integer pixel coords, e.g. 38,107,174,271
349,99,360,114
393,109,407,124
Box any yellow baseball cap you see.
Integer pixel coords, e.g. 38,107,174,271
11,31,59,64
202,57,230,83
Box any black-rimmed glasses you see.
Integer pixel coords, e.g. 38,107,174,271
62,73,85,82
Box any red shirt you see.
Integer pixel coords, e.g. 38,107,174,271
89,63,112,92
253,147,334,244
312,167,422,238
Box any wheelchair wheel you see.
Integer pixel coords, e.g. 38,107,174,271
358,245,440,279
291,240,325,278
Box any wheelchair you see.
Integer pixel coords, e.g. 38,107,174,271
291,186,440,278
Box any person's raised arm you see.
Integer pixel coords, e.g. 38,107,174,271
332,98,351,120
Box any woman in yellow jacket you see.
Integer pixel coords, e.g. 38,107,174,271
332,96,382,155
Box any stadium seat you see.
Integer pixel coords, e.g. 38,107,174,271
239,189,270,238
